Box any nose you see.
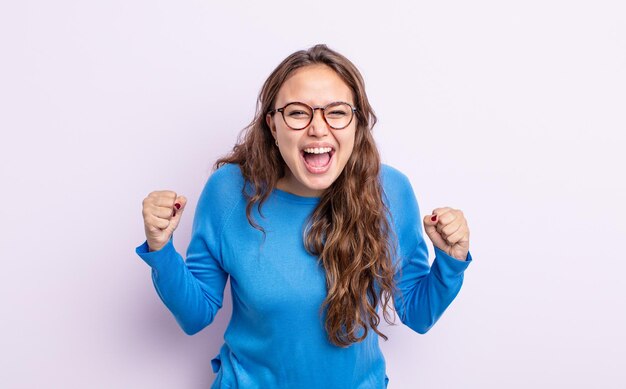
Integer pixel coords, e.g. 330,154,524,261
307,108,330,137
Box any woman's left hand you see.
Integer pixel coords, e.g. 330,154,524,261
423,207,470,261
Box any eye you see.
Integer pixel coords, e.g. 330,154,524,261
287,110,310,118
326,109,348,118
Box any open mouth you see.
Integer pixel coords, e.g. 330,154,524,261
301,147,335,173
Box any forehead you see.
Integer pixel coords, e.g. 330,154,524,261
276,64,354,107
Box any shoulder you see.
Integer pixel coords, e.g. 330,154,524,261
195,163,245,227
205,163,246,196
380,164,421,224
380,164,415,203
379,164,422,240
380,164,410,184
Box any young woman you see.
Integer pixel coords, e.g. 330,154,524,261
136,44,472,388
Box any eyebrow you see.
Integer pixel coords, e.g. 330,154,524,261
277,100,355,108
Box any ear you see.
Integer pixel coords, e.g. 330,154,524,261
266,113,277,139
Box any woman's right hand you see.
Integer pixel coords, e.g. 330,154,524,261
141,191,187,252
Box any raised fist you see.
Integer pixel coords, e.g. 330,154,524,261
141,190,187,252
423,207,470,261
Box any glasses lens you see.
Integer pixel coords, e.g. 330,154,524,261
283,103,313,130
324,102,353,129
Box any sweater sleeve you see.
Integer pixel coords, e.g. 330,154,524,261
135,167,236,335
384,168,473,334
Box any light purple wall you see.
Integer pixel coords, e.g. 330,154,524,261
1,1,625,388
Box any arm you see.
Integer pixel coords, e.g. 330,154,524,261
135,171,232,335
387,171,472,334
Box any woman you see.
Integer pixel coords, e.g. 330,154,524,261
136,44,472,388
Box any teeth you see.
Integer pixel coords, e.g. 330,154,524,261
303,147,332,154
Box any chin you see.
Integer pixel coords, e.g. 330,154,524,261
313,165,346,186
285,167,338,197
283,149,348,197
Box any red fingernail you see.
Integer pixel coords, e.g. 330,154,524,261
175,203,181,209
173,210,177,217
431,215,437,222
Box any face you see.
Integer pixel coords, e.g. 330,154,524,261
266,64,357,197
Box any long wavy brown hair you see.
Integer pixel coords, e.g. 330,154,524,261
215,44,398,347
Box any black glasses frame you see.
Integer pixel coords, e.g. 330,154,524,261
267,101,357,130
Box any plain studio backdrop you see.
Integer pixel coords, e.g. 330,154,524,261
1,1,624,388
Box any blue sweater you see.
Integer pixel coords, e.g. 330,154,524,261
135,163,472,388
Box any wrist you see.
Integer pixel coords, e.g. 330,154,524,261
148,243,164,252
451,251,468,261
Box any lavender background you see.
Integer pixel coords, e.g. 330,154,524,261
1,1,625,388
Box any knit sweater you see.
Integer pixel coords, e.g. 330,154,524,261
135,163,472,388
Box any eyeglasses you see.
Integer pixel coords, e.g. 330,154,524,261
267,101,357,130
